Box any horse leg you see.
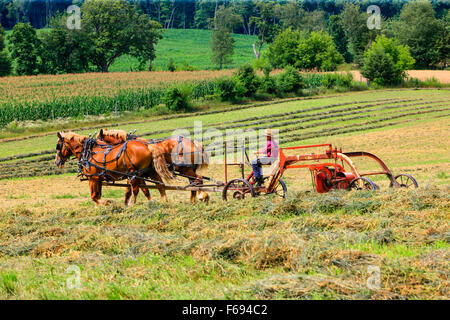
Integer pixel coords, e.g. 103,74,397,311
89,179,101,205
128,180,140,206
140,181,152,201
184,168,209,203
124,186,132,207
151,174,167,202
190,190,197,203
90,178,109,205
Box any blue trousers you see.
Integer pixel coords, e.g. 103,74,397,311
251,157,274,179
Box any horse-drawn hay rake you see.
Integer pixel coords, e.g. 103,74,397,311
97,140,418,201
220,143,418,200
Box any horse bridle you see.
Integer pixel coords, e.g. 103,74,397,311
56,137,71,164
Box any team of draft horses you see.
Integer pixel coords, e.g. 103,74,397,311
55,128,277,206
54,129,214,206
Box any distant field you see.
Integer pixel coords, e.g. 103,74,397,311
4,28,260,72
0,69,233,105
0,89,448,299
350,70,450,84
111,29,261,72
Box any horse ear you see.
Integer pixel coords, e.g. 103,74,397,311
99,129,104,139
57,132,62,139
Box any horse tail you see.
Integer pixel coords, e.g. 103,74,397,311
149,145,173,182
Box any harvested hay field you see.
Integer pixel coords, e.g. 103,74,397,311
0,89,448,299
0,187,448,299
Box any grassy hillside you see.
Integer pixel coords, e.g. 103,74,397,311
111,29,260,71
4,29,259,72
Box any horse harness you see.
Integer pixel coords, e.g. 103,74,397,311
77,138,157,184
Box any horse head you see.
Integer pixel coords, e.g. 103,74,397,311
55,131,87,168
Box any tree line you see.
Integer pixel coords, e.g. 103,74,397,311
1,0,449,32
0,0,448,77
210,0,448,74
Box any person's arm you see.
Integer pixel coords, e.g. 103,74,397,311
255,142,269,155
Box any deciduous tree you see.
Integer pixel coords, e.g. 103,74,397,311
7,22,41,75
40,14,92,74
362,35,415,85
81,0,136,72
295,31,344,71
130,13,163,71
0,25,11,76
210,5,241,70
392,1,440,68
340,3,378,65
250,1,279,59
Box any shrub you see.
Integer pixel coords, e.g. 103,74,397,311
235,64,260,97
267,28,302,69
163,85,192,111
321,72,353,89
350,81,369,91
362,35,415,86
362,47,398,86
259,75,277,95
215,77,239,102
276,66,305,94
177,62,196,71
402,77,422,88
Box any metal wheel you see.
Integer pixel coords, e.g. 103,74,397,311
271,178,288,199
391,174,418,189
349,177,379,191
222,178,256,201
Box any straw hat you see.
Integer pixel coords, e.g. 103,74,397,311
263,128,273,137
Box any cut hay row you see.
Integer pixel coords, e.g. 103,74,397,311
0,95,398,144
204,105,449,153
138,99,447,139
135,98,422,138
0,100,447,169
1,106,447,180
0,97,437,163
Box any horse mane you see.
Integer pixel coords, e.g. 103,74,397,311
98,129,127,142
60,131,87,144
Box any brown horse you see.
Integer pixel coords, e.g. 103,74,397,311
54,131,171,206
97,129,209,203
